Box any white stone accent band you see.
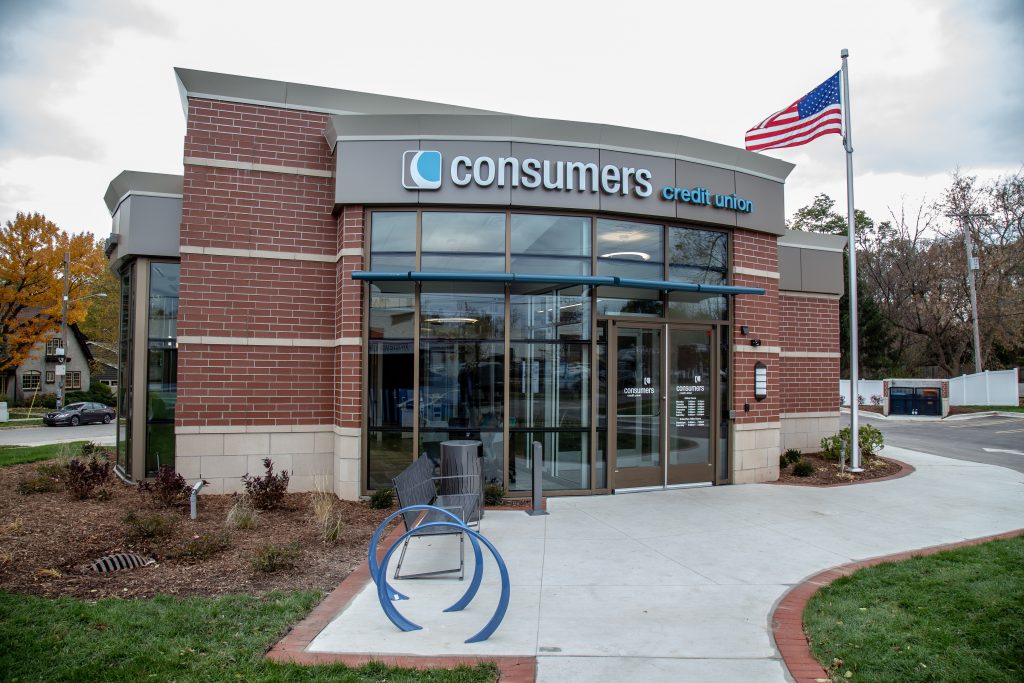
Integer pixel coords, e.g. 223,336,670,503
178,336,362,347
184,156,334,178
780,351,841,358
733,266,780,279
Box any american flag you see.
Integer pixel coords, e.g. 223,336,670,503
745,72,843,152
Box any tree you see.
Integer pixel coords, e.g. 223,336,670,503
78,267,120,346
0,212,107,376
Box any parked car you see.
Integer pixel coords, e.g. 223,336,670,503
43,402,116,427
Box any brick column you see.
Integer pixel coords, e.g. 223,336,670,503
333,206,364,499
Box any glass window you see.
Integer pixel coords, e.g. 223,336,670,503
22,371,40,390
367,340,415,430
45,371,55,384
510,214,590,276
668,227,728,284
369,283,415,339
368,431,415,491
667,292,728,321
596,218,663,280
419,341,504,431
421,212,505,272
118,264,134,474
508,431,592,492
146,262,179,476
46,338,61,356
509,343,590,430
420,288,505,340
510,287,590,340
67,371,82,390
596,290,663,318
370,212,416,271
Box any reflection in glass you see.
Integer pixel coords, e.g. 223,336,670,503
597,219,663,279
615,327,661,477
668,227,728,283
419,341,504,431
597,292,663,318
370,212,416,270
667,292,728,321
510,214,590,275
510,287,590,340
117,264,134,474
420,289,505,340
367,340,415,429
421,212,505,272
509,343,590,430
719,331,730,482
668,328,712,467
368,430,414,490
509,431,591,491
146,263,179,476
369,284,415,339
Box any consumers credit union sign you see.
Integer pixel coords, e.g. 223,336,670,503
402,149,755,214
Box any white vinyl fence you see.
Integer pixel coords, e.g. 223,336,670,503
948,369,1019,406
839,379,885,406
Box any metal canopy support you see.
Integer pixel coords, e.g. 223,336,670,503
352,271,766,296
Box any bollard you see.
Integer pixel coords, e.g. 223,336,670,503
527,440,548,516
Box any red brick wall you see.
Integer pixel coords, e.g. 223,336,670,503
177,98,346,428
335,207,364,430
176,345,335,426
779,294,840,414
732,230,780,424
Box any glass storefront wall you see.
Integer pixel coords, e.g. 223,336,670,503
116,263,135,475
146,262,179,476
365,210,731,495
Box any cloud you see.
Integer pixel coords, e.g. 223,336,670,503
0,0,174,163
855,0,1024,175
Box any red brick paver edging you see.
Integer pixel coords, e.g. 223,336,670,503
770,457,914,488
266,506,540,682
770,528,1024,682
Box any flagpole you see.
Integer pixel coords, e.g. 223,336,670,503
841,48,863,472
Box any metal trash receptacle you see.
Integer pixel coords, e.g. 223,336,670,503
440,439,484,514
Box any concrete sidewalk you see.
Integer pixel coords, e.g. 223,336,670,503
308,446,1024,681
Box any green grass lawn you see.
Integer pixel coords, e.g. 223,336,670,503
804,535,1024,682
0,441,87,467
0,591,498,682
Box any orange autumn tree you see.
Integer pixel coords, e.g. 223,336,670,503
0,212,107,377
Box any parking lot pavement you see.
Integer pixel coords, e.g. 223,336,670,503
0,422,116,447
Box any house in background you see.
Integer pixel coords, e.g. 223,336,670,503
86,340,119,390
1,324,94,405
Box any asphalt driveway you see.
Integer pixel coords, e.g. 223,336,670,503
308,446,1024,681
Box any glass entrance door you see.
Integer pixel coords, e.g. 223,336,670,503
610,323,716,490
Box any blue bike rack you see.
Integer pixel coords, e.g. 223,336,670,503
366,505,511,643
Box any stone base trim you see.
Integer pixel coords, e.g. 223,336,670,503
734,266,780,279
732,422,782,483
779,351,840,359
779,412,840,419
180,244,363,263
734,345,782,355
779,290,841,300
265,520,536,682
771,528,1024,683
780,414,840,453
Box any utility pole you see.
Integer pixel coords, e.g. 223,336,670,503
962,215,983,374
56,252,70,410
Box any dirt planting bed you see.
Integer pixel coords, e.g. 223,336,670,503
773,452,905,487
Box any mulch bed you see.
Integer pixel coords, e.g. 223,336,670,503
773,452,903,487
0,459,396,600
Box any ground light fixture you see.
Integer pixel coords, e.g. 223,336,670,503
754,361,768,401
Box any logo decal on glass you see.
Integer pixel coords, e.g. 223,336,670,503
402,150,442,190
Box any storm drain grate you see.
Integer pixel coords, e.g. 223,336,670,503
86,552,155,573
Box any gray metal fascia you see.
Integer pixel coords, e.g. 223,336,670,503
104,171,184,215
778,229,848,252
174,67,499,118
328,113,795,182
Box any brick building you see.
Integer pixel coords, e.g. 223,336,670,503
104,69,845,498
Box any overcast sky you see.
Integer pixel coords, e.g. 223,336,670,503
1,0,1021,238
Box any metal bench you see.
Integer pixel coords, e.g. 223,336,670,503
391,453,482,580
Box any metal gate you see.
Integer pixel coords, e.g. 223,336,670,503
889,387,941,416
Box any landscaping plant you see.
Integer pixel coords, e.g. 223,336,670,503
251,541,301,573
168,531,231,560
137,465,190,507
123,511,177,540
793,461,815,477
309,478,343,545
484,483,506,506
225,496,259,530
368,487,394,509
241,458,290,510
820,425,886,461
63,454,113,500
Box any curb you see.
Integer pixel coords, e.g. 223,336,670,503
770,528,1024,683
266,506,541,682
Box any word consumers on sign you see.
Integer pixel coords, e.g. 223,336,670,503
403,150,653,197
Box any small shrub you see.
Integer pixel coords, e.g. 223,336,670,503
251,542,300,573
793,461,815,477
857,394,865,406
368,487,393,509
226,496,259,530
16,473,63,495
783,448,802,465
820,425,885,462
137,465,190,507
123,511,177,539
78,441,112,460
871,394,883,406
310,480,343,545
169,531,231,560
484,483,506,506
64,454,113,499
242,458,290,510
0,550,12,568
779,454,788,470
35,461,66,480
